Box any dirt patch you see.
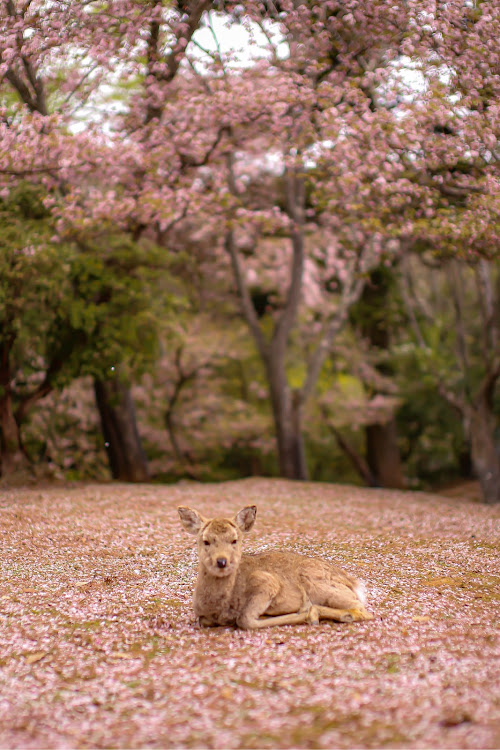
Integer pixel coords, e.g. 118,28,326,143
0,479,499,748
437,481,483,502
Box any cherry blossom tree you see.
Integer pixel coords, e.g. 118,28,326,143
201,0,499,492
386,0,500,503
0,180,166,478
1,0,498,498
179,1,422,480
0,0,218,480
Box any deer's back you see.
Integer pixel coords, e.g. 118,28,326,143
240,550,360,592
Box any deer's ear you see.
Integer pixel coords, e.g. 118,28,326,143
177,506,206,535
234,505,257,533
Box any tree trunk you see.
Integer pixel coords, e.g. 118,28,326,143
0,344,30,478
357,266,405,489
94,377,150,482
274,402,308,480
0,389,27,478
366,419,405,488
468,401,500,504
267,358,307,480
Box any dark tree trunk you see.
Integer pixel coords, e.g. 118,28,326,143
468,400,500,504
94,377,150,482
268,358,307,480
0,350,29,478
357,267,404,489
274,403,308,480
0,390,27,477
366,419,405,489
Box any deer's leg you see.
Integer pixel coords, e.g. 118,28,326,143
239,606,320,629
321,588,373,622
309,580,374,622
315,605,373,623
298,586,314,613
197,616,216,628
236,572,319,630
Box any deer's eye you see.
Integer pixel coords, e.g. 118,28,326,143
204,540,210,546
231,540,237,545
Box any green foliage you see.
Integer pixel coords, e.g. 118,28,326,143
389,257,500,488
47,231,168,385
396,382,467,487
0,183,74,383
0,181,173,414
349,265,404,350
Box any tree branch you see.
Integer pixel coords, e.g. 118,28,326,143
178,124,229,169
437,382,467,417
225,229,269,362
300,263,365,406
0,165,70,176
476,259,498,357
477,356,500,407
21,55,48,115
273,167,305,353
145,0,211,122
400,256,468,416
60,62,100,108
323,413,377,487
15,380,53,424
4,68,37,111
399,255,429,348
447,260,471,398
165,345,198,466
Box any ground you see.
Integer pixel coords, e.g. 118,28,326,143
0,478,499,749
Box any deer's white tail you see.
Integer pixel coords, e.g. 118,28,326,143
354,580,367,606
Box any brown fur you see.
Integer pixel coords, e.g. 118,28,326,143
177,505,373,630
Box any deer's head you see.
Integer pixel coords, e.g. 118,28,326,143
177,505,257,577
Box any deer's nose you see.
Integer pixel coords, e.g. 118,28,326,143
216,557,227,568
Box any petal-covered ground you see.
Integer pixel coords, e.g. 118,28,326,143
0,478,499,749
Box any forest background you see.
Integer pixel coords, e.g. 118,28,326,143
0,0,499,504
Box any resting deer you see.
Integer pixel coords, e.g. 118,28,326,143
177,504,373,629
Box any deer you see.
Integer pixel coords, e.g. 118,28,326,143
177,504,373,629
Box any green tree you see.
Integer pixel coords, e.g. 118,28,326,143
398,253,500,503
0,183,165,478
